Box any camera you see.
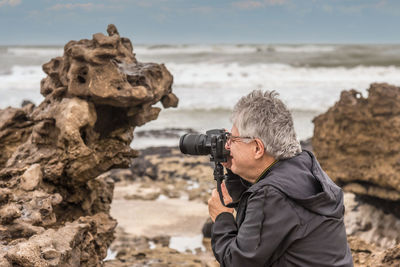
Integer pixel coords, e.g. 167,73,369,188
179,129,230,163
179,129,232,207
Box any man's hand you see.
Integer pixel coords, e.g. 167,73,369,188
208,182,234,222
221,156,232,170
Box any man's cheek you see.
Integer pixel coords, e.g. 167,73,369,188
227,157,233,167
230,159,237,171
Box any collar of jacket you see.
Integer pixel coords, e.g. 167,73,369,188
253,159,279,184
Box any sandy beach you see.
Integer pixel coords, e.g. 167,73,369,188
111,184,208,238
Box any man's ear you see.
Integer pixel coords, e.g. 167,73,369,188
253,138,265,159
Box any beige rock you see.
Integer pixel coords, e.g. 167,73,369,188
313,83,400,201
349,235,400,267
344,192,400,249
312,83,400,266
0,24,177,266
21,164,42,191
0,203,21,224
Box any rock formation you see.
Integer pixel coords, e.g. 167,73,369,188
313,83,400,266
349,235,400,267
313,83,400,203
0,24,178,266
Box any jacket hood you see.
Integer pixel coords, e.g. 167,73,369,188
250,150,345,219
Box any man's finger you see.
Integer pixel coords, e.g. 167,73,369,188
221,182,229,196
221,182,233,203
212,189,219,198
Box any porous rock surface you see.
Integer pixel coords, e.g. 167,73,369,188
313,83,400,202
349,235,400,267
312,83,400,266
0,24,177,266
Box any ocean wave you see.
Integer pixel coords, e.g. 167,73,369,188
6,46,63,57
270,45,337,53
2,63,400,113
168,63,400,87
0,65,44,109
135,44,339,55
136,107,320,142
2,44,400,142
167,63,400,111
3,44,400,68
134,44,258,55
136,44,400,67
0,65,45,89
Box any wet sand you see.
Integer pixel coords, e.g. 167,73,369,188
111,183,209,238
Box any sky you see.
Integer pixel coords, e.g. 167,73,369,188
0,0,399,45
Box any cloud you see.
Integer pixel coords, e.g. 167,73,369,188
318,0,400,16
48,3,105,11
0,0,21,7
233,1,264,9
188,6,214,14
232,0,288,9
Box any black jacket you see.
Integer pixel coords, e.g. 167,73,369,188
211,150,353,267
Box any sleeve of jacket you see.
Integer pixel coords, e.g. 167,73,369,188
211,187,300,267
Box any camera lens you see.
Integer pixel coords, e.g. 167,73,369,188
179,134,209,155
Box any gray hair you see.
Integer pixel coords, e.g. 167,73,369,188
231,90,301,159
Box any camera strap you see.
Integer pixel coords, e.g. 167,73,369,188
214,162,237,207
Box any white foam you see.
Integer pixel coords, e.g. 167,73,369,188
7,47,63,57
0,65,44,85
166,62,400,112
134,44,337,55
271,45,336,53
3,45,400,145
134,44,258,55
0,65,45,108
131,135,180,150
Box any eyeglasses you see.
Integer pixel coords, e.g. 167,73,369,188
226,132,254,145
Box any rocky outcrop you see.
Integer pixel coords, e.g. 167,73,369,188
344,193,400,249
312,83,400,203
109,146,214,203
0,24,178,266
312,83,400,266
349,236,400,267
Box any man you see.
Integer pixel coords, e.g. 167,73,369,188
208,90,353,267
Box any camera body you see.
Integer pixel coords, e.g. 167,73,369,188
180,129,232,207
179,129,230,163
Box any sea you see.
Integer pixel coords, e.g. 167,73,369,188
1,44,400,149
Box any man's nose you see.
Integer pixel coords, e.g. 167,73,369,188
225,140,231,150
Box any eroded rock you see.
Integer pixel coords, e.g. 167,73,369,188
349,236,400,267
313,83,400,265
0,25,178,266
313,83,400,203
344,192,400,249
